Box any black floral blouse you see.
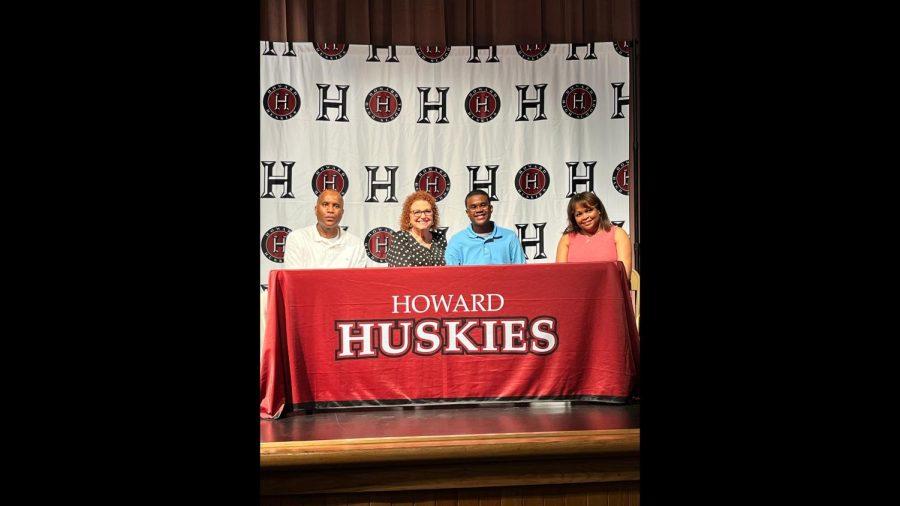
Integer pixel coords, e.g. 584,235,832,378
386,229,447,267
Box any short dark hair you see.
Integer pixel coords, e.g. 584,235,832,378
464,189,490,205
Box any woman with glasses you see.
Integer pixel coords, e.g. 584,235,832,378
555,192,632,279
386,191,447,267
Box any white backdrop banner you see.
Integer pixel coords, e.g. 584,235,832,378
260,41,630,287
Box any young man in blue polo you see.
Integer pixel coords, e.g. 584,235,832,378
444,190,526,265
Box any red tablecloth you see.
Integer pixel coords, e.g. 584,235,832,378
260,262,639,418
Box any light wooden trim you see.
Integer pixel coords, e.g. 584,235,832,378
630,269,640,330
261,429,639,469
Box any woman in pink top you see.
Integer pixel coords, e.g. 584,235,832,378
555,192,632,279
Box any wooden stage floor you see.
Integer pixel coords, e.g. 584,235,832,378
260,402,640,500
261,402,640,443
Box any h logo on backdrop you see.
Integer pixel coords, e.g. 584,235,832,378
515,84,548,121
415,167,451,201
566,161,598,197
365,87,402,122
516,43,550,61
365,166,399,202
312,165,350,196
261,226,291,263
613,41,632,58
515,223,548,260
367,45,399,62
465,87,501,123
514,164,550,200
365,227,394,263
612,161,630,195
561,84,597,120
610,82,629,119
316,84,350,122
567,43,597,60
417,45,451,63
467,165,500,201
468,45,499,63
263,84,300,121
417,87,450,124
315,43,348,60
260,161,295,198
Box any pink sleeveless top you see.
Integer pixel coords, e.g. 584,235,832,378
566,226,618,262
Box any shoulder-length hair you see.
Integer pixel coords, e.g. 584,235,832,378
399,191,441,231
563,192,612,234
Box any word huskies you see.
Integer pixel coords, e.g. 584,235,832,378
335,317,558,359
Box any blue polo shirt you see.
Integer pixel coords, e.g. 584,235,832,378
444,222,526,266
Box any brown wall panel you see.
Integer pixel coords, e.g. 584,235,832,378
261,482,639,506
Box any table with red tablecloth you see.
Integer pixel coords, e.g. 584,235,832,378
260,262,639,418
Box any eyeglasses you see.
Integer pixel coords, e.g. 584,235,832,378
411,209,433,217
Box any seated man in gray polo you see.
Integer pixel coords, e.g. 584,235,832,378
283,189,367,269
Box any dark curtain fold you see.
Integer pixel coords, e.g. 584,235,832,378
260,0,634,44
628,0,639,273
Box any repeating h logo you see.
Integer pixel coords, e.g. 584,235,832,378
260,161,295,198
312,165,350,196
365,166,399,202
515,84,548,121
566,43,597,60
514,164,550,200
365,227,394,263
468,45,500,63
417,87,450,123
417,45,451,63
516,43,550,61
561,84,597,119
465,87,501,123
613,41,632,58
515,223,548,260
316,84,350,122
315,43,348,60
367,44,399,62
365,87,402,122
263,84,300,120
466,165,500,201
611,82,629,119
261,226,291,263
565,161,598,197
415,167,451,201
612,160,630,195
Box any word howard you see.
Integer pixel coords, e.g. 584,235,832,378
391,293,505,313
